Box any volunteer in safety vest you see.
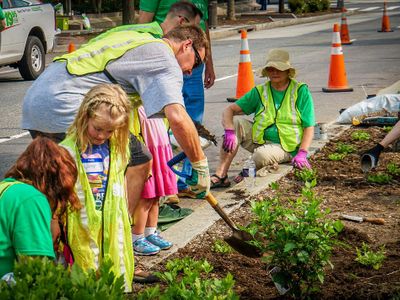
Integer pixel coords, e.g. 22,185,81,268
210,49,315,188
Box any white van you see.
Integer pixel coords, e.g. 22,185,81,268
0,0,56,80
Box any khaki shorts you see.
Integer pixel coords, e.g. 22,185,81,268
234,118,292,169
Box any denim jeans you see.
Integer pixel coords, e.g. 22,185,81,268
178,64,205,191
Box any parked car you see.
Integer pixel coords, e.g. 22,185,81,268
0,0,56,80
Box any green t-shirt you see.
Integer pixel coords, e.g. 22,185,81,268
236,82,315,154
0,7,5,21
0,178,54,278
139,0,208,31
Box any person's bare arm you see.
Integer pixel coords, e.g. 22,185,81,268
299,126,314,151
138,10,155,24
222,104,244,129
203,21,215,89
164,103,205,162
380,120,400,147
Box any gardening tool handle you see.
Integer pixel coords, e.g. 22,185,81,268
167,152,190,178
364,217,385,225
206,193,238,231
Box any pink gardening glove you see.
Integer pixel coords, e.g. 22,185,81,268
222,129,237,152
291,149,311,169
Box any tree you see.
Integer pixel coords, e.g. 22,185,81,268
279,0,284,13
227,0,235,20
122,0,135,24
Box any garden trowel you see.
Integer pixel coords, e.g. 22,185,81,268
339,214,385,225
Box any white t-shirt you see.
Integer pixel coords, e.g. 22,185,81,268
22,42,184,133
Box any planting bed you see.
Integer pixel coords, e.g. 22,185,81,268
134,126,400,299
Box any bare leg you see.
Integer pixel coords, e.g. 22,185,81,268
146,198,160,228
132,198,153,235
126,160,152,217
212,144,240,182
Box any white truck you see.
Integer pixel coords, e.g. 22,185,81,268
0,0,56,80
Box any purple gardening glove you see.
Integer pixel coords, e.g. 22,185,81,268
222,129,237,153
291,149,311,169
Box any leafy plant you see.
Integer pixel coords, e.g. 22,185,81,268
245,182,344,297
351,131,370,141
305,0,328,12
288,0,306,13
0,257,125,299
295,168,317,183
383,126,393,132
387,162,400,176
336,142,356,154
328,153,346,161
212,239,233,254
355,243,386,270
367,173,392,184
136,258,238,300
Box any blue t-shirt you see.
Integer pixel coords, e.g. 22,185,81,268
81,143,110,210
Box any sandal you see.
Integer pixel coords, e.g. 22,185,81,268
233,171,244,184
210,174,231,189
133,269,160,284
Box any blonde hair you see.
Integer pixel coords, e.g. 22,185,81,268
67,84,131,165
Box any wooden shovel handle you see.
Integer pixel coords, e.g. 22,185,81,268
364,218,385,225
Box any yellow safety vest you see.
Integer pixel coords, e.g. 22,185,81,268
61,136,134,292
54,31,172,139
253,79,304,152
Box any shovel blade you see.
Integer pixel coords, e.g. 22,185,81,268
224,230,262,258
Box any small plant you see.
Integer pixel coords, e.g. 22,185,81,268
383,126,393,132
351,131,370,141
289,0,306,13
328,153,346,161
136,258,238,300
336,142,356,154
245,182,344,297
294,168,317,183
355,243,386,270
387,162,400,176
212,239,233,254
0,257,125,299
367,173,392,184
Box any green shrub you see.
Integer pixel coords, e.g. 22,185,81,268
137,258,238,300
336,142,356,154
0,257,125,299
294,168,317,183
212,239,233,254
387,162,400,176
367,173,392,184
289,0,306,13
328,153,346,161
304,0,330,12
245,182,344,297
355,243,386,270
319,0,330,11
351,131,370,141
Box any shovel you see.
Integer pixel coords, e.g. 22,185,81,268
167,152,262,258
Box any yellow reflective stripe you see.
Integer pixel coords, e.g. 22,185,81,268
289,82,302,145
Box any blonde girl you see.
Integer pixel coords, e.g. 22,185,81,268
61,84,134,291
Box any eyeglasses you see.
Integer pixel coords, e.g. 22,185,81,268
192,45,203,69
178,15,190,23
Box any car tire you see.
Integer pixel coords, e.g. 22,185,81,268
18,36,45,80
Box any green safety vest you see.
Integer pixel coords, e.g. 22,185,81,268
253,79,304,153
61,136,134,292
54,30,172,139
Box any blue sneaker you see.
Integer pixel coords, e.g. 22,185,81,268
133,237,160,256
146,233,173,250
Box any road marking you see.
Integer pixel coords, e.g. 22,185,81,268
387,6,400,10
0,132,29,144
360,7,380,12
215,74,237,82
346,7,359,11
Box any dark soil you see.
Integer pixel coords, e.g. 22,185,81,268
133,126,400,299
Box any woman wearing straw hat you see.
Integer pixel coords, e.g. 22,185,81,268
211,48,315,188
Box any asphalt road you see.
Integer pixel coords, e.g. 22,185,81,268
0,9,399,178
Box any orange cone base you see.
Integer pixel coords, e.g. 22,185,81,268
322,87,353,93
378,29,393,32
341,40,353,45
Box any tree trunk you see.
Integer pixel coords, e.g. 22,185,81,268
336,0,344,9
123,0,135,24
227,0,235,21
279,0,284,13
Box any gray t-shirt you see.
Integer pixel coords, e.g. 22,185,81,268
22,42,184,133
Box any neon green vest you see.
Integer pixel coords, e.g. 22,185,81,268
61,136,134,292
253,79,304,152
54,30,171,139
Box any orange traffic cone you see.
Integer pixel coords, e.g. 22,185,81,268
378,0,393,32
322,23,353,93
340,8,353,45
227,30,255,102
68,42,76,53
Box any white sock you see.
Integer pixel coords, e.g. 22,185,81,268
132,233,144,242
144,227,157,237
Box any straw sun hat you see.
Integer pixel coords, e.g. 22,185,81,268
260,49,297,78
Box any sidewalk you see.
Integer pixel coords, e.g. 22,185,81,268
53,10,348,53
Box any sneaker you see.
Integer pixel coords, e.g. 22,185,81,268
177,188,197,199
164,194,180,204
133,237,160,256
146,232,173,250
